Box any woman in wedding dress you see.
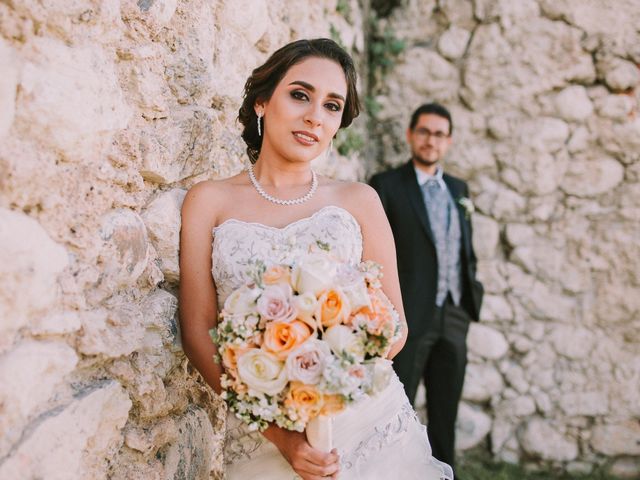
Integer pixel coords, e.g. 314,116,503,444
179,38,453,480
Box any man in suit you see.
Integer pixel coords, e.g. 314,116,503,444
370,103,483,472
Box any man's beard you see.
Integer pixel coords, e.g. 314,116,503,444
412,153,440,167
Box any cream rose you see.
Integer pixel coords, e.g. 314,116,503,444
293,292,319,330
223,286,260,316
257,284,297,323
263,264,291,285
292,253,337,295
236,349,288,396
323,325,364,361
285,339,331,385
367,358,393,394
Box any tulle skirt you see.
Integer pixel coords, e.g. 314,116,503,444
223,374,453,479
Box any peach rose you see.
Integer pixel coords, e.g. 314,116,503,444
356,288,395,336
320,394,345,416
285,381,323,423
263,320,312,360
221,344,253,378
315,289,351,329
263,265,291,285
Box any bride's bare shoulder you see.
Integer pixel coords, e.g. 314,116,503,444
322,177,381,209
182,173,247,222
320,176,385,227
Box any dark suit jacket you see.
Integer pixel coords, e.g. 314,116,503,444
370,161,483,338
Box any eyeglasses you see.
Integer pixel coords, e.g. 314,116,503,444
412,128,450,140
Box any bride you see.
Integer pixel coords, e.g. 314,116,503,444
179,38,453,480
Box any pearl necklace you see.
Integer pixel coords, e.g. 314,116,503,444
247,163,318,206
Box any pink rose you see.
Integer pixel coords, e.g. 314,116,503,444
257,284,297,323
285,339,331,385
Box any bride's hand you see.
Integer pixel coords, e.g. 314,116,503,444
263,425,340,479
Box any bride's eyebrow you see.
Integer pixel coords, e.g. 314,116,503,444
288,80,345,102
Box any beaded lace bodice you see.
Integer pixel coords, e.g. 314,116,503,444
211,205,363,306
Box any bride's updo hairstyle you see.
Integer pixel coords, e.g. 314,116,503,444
238,38,360,163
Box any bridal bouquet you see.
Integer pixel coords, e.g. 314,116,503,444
211,248,401,442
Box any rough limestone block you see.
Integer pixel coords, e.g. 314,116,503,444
78,305,145,358
480,294,513,322
600,57,640,91
595,94,635,120
467,323,509,359
140,289,179,350
0,340,78,457
437,26,471,60
29,311,82,336
455,402,492,450
449,140,496,175
121,0,178,34
591,421,640,456
559,391,609,416
0,38,18,138
555,85,593,122
463,20,595,108
549,325,595,359
16,37,131,161
394,48,460,102
138,107,219,184
9,0,123,44
0,209,68,353
561,157,624,197
609,457,640,479
162,407,215,479
96,209,149,296
0,381,131,480
141,189,186,282
463,363,504,402
472,214,501,260
520,418,578,462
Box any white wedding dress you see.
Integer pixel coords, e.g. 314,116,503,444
212,205,453,480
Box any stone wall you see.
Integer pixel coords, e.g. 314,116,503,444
1,0,639,478
0,1,363,478
371,0,640,477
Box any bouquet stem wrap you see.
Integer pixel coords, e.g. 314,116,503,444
306,414,333,452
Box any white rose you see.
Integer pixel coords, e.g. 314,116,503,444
223,286,260,316
370,358,393,394
293,292,319,328
341,281,371,312
292,253,337,295
323,325,364,361
285,339,331,385
236,349,288,396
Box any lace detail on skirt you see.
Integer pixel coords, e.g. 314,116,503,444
341,402,414,470
223,420,264,465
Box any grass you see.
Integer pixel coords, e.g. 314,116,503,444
457,450,621,480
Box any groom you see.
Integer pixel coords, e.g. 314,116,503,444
369,103,483,471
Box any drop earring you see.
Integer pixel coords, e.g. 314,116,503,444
257,114,263,137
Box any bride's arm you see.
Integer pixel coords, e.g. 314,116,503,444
347,183,408,360
179,182,223,393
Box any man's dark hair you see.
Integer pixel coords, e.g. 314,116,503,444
408,103,453,135
238,38,360,162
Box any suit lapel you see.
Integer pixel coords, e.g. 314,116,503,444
401,162,436,246
443,174,472,259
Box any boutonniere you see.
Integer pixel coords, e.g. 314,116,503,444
457,197,475,219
